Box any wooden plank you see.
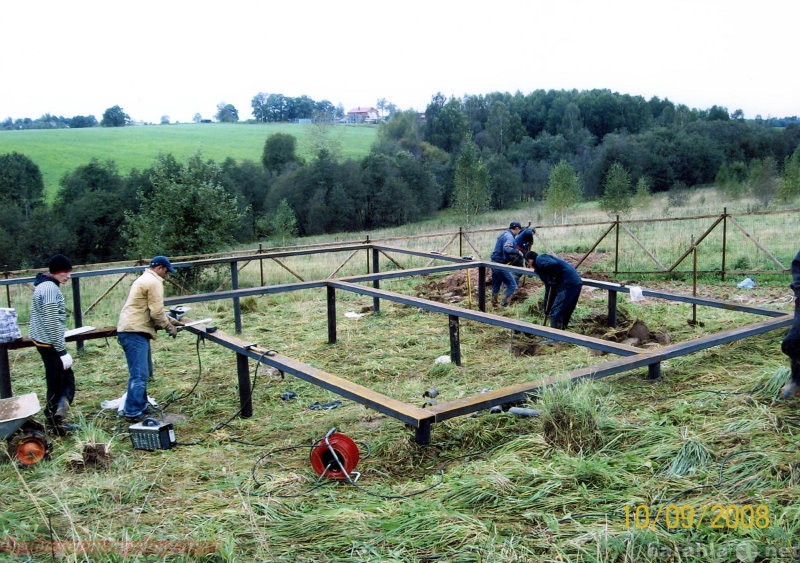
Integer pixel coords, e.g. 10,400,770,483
4,326,117,350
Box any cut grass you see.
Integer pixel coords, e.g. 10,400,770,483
2,273,798,562
2,200,799,561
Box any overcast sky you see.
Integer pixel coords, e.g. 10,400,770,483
2,0,797,124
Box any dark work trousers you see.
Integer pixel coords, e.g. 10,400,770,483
781,300,800,384
548,283,582,330
35,345,76,424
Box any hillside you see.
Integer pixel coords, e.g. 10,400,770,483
0,122,378,199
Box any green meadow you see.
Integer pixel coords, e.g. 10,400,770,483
0,122,379,199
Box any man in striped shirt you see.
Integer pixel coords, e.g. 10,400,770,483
29,254,77,436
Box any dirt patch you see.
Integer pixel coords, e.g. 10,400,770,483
415,267,543,305
69,442,113,472
574,312,669,348
415,268,489,304
415,253,616,305
415,261,672,350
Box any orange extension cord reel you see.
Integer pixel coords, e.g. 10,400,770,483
309,428,360,480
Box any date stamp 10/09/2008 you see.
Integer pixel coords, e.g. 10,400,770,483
624,503,770,531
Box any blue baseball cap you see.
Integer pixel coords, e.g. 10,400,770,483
509,221,522,229
150,255,176,273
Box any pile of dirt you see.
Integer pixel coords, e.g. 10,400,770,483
575,312,670,349
415,268,541,305
68,442,113,472
415,268,489,304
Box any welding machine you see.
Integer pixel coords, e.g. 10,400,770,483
129,418,176,451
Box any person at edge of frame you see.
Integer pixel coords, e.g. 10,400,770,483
525,251,583,330
117,255,179,423
780,247,800,400
490,221,524,307
28,253,79,436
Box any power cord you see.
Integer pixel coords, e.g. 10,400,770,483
158,333,205,412
248,438,445,500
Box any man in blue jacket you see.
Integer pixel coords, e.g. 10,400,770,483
490,221,524,307
525,251,583,329
513,227,536,262
781,248,800,399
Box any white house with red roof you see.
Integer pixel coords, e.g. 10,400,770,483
344,107,380,123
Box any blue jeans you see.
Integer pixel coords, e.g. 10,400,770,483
491,268,518,299
118,332,152,417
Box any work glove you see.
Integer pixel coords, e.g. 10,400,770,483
60,353,73,370
166,324,179,338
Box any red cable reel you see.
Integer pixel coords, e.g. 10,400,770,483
309,428,360,480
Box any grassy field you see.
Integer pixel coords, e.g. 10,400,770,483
1,198,798,562
0,122,378,200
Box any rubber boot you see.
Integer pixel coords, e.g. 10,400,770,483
782,359,800,399
781,380,799,399
50,397,80,436
54,396,70,419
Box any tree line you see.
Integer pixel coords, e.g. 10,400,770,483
2,88,800,271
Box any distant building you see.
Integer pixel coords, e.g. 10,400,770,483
344,107,380,123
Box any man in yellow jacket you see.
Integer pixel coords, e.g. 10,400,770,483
117,256,179,422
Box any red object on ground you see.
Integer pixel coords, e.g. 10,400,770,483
309,431,360,479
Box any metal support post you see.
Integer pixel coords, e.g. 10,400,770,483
0,346,11,398
71,277,84,352
449,314,461,366
478,265,486,312
231,261,242,334
607,290,617,327
371,247,380,314
327,286,337,344
236,352,253,418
